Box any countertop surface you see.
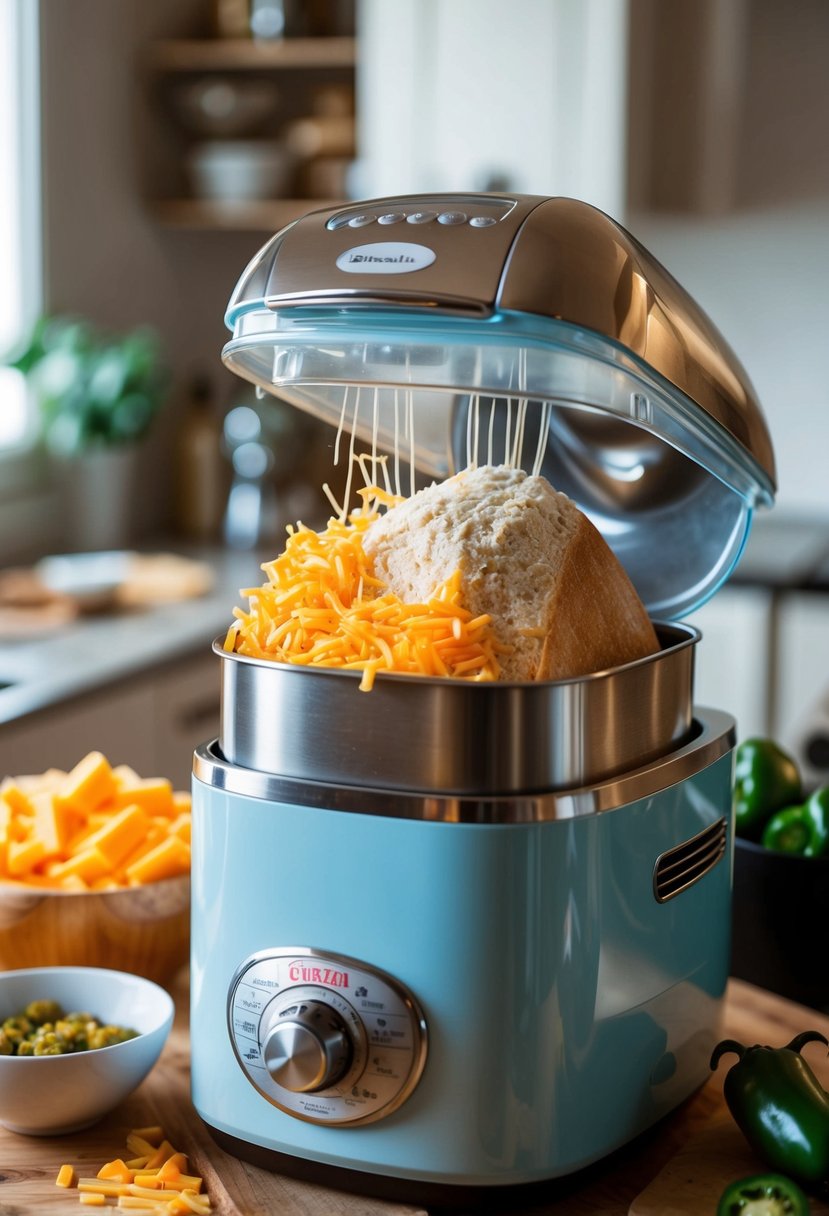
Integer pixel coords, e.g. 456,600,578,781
0,545,261,728
3,974,829,1215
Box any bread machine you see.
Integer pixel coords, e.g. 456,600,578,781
190,195,776,1203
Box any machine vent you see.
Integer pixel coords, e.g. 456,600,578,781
653,817,727,903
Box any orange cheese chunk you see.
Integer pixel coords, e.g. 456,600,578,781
30,790,80,858
82,804,150,868
0,781,35,816
129,1126,165,1146
78,1179,131,1196
126,1133,159,1158
113,826,167,881
156,1153,189,1183
6,836,46,877
176,1193,210,1214
143,1139,178,1170
113,763,141,786
56,1163,76,1187
59,751,117,815
114,778,175,817
48,847,112,885
131,1173,164,1189
171,1176,203,1194
98,1158,134,1183
125,837,190,886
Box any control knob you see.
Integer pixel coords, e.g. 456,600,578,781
261,1000,351,1093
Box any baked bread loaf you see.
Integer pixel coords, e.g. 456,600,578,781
362,465,660,681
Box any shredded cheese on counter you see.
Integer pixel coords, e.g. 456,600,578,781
224,488,501,691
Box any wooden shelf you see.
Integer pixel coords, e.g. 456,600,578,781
148,37,356,72
150,197,343,231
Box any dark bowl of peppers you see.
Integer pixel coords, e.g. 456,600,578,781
731,837,829,1010
731,737,829,1010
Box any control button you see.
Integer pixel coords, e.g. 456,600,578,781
406,211,437,225
437,211,467,225
469,216,497,227
261,1000,352,1093
348,214,376,228
377,212,405,225
326,214,356,230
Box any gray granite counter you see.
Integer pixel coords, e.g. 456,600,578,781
0,545,262,729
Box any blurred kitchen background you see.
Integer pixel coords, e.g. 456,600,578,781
0,0,828,787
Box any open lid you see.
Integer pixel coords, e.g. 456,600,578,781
222,194,776,619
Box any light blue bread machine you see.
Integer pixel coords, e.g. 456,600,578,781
190,195,776,1205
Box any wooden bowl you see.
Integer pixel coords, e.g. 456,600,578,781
0,877,189,989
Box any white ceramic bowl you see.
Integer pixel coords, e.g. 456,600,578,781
36,550,134,609
187,139,296,202
0,966,174,1135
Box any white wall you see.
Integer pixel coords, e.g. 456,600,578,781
632,204,829,518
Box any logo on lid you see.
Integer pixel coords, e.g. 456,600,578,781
336,242,436,274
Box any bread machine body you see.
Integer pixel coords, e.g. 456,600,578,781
190,704,734,1198
191,192,777,1198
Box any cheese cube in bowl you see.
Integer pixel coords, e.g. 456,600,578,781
0,753,191,985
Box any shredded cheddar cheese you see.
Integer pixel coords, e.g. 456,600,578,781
225,488,501,691
59,1127,211,1213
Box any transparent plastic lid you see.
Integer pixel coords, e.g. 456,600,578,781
223,301,773,619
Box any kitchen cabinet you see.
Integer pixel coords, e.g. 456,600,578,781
691,580,829,790
628,0,829,216
355,0,628,218
144,31,357,232
690,587,774,742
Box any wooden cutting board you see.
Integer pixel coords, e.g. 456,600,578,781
2,975,828,1216
629,1115,829,1215
630,988,829,1216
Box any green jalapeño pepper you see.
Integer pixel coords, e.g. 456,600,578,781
711,1031,829,1189
734,737,802,841
717,1171,811,1215
761,788,829,857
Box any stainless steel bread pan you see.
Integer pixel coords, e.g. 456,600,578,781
216,622,698,795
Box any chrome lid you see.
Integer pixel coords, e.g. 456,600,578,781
222,193,776,618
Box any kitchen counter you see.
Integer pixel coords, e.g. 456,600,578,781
0,546,261,730
4,973,828,1215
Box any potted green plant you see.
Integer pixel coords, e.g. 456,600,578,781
4,315,168,550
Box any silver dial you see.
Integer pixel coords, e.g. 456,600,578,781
228,948,428,1126
261,1000,351,1093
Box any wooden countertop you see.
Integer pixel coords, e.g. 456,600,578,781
4,974,829,1216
